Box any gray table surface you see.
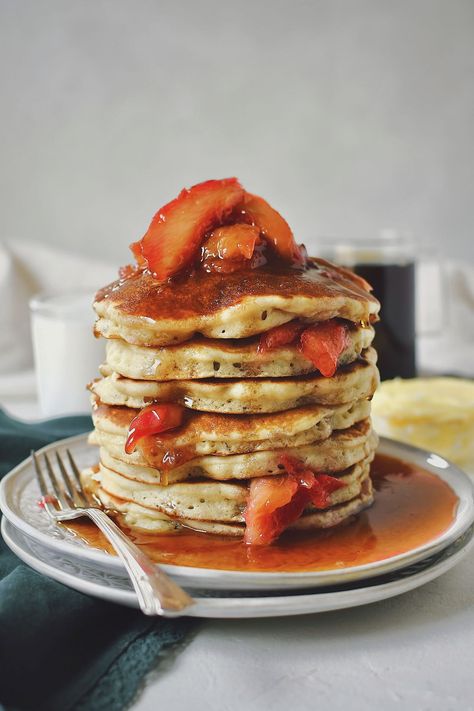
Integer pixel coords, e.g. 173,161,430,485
135,551,474,711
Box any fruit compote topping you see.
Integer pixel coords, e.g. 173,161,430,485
243,455,347,545
125,404,185,454
121,177,307,282
258,320,349,378
201,224,261,274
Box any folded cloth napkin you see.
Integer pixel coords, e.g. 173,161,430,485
0,410,193,711
417,260,474,377
0,240,116,374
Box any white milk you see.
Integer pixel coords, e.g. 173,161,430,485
30,291,104,416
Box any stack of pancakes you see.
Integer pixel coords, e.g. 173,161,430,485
84,259,380,540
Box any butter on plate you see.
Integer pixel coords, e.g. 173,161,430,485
372,377,474,474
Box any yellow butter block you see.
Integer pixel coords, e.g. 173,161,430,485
372,377,474,473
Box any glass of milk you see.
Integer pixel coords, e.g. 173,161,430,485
30,290,104,417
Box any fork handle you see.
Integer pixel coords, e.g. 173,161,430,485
85,508,194,616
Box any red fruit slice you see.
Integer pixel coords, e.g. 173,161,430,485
280,454,346,508
131,178,244,280
125,404,184,454
299,321,349,377
278,454,315,483
243,475,300,545
241,192,305,265
257,320,305,353
244,456,346,545
258,320,349,374
309,473,347,508
201,223,260,273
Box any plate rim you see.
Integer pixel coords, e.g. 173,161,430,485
1,432,473,590
3,516,473,618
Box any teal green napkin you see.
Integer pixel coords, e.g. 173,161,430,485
0,410,194,711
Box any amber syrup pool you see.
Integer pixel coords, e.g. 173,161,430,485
66,454,458,573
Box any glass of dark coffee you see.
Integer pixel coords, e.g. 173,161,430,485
317,233,417,381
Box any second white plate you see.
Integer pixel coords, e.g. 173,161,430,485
3,517,473,618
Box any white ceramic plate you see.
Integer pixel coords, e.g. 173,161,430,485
1,434,473,591
3,517,473,618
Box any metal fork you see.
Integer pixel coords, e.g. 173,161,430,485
32,448,194,616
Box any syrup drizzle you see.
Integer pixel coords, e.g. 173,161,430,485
66,454,457,573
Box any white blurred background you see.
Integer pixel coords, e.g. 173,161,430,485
1,0,473,265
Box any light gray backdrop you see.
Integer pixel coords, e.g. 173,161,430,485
1,0,473,265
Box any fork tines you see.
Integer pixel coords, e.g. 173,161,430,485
33,449,87,510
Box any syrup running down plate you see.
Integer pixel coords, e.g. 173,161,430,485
0,435,473,591
2,517,473,618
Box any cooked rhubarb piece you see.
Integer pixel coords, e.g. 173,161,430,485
244,456,346,545
299,321,349,377
257,319,348,375
131,178,244,280
241,192,305,265
244,475,300,546
257,320,305,353
125,404,184,454
201,224,260,273
280,455,346,508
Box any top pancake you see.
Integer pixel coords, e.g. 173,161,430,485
94,258,380,346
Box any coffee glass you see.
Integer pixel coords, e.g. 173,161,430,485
316,233,440,381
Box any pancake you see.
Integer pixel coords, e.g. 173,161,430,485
93,348,378,413
82,469,180,533
89,419,378,483
81,467,374,536
94,456,371,522
102,325,375,381
91,398,371,467
100,443,374,484
94,258,379,346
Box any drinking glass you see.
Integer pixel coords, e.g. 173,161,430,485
30,290,103,416
316,232,443,380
